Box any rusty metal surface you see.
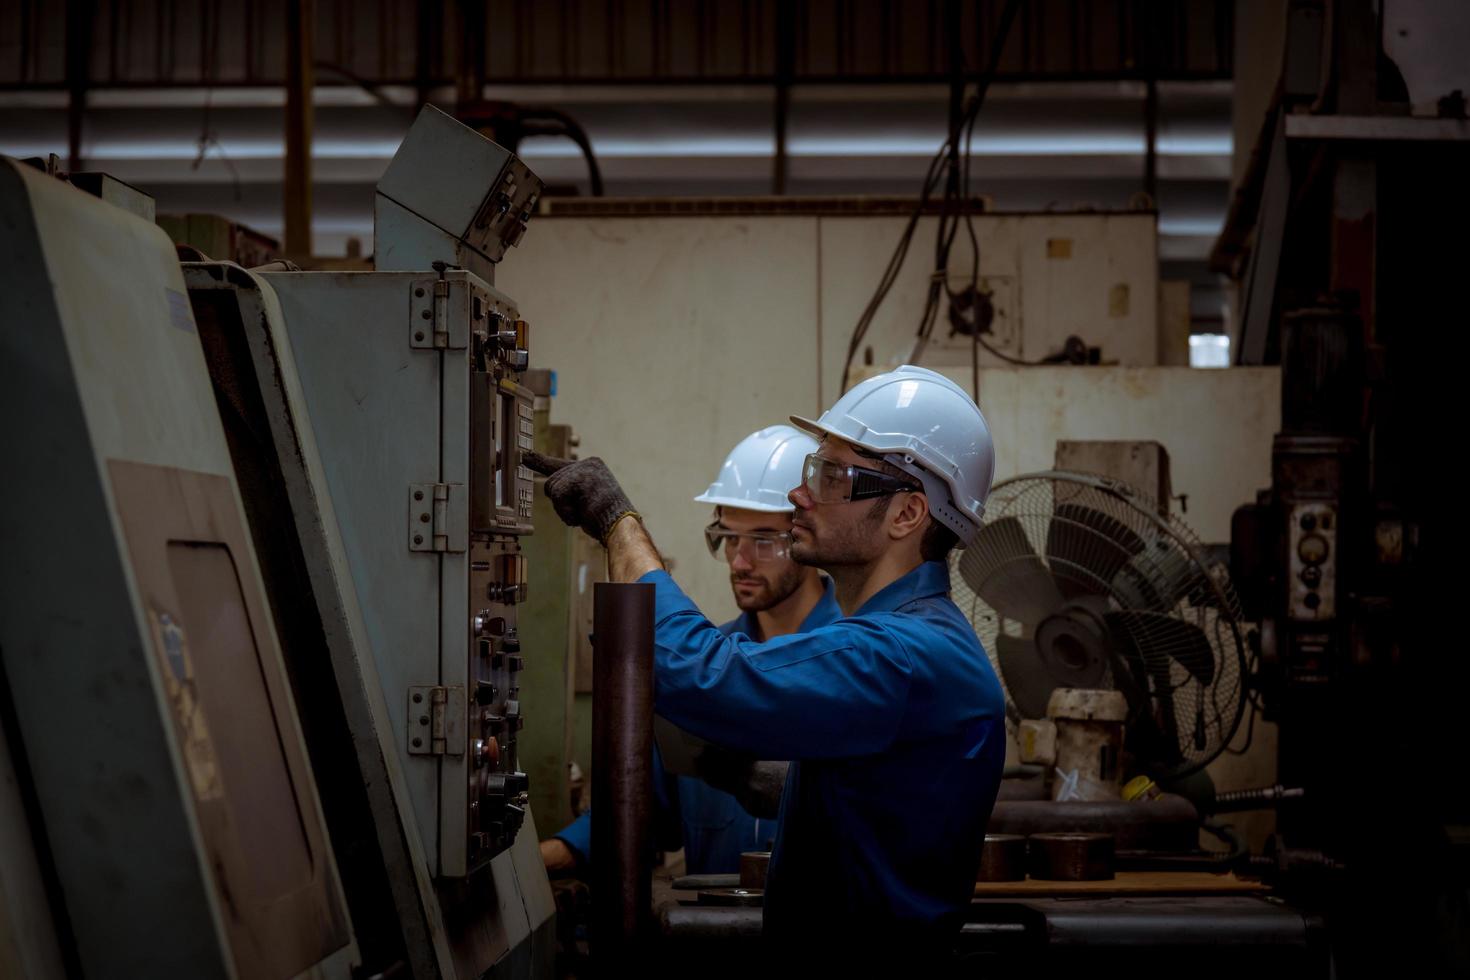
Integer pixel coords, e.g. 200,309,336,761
671,873,739,891
697,888,764,908
591,582,655,959
3,3,1233,89
1029,833,1116,881
977,834,1028,882
987,794,1199,851
738,851,770,890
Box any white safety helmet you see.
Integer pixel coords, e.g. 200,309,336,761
791,365,995,544
694,424,819,513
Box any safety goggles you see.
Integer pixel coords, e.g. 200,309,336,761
801,453,921,504
704,523,793,563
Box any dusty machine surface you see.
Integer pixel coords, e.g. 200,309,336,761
0,158,356,978
180,106,553,979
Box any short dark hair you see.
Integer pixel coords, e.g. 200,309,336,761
920,520,959,562
860,451,959,563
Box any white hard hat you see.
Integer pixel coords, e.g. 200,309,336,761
791,365,995,544
694,424,819,513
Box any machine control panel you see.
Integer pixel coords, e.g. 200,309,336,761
1288,502,1337,620
467,155,543,261
460,278,534,872
402,269,536,875
466,537,530,862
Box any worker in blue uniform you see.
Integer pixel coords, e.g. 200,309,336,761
540,425,841,876
526,365,1005,960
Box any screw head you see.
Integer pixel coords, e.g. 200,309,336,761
413,534,423,545
413,692,423,703
414,490,424,501
414,331,425,341
415,287,425,297
412,736,423,747
421,309,432,320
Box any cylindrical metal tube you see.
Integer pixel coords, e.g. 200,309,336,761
592,582,655,958
1211,784,1306,812
1028,832,1116,881
986,794,1199,852
739,851,771,890
976,834,1027,882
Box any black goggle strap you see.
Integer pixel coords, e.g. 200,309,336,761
847,464,920,501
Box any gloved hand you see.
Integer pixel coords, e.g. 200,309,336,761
694,745,789,820
523,450,641,545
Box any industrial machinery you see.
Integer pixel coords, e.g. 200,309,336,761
1214,3,1461,972
0,158,356,977
956,470,1248,785
179,105,554,979
0,101,555,979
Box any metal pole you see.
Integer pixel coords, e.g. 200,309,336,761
591,582,654,959
1144,76,1159,202
64,0,92,173
284,0,314,257
772,3,795,195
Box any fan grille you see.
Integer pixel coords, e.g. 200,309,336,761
953,471,1247,779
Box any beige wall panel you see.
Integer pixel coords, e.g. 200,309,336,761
912,365,1279,545
499,217,821,622
818,212,1159,406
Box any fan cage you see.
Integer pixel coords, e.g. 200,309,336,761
952,470,1247,779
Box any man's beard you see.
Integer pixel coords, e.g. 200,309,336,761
788,497,888,569
730,560,808,613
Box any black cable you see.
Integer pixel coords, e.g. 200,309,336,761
1225,641,1262,758
840,145,953,391
935,0,1051,368
1199,818,1249,864
961,93,983,401
517,108,605,196
1224,693,1256,756
839,0,1030,393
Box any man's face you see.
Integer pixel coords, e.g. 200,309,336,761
715,507,809,613
786,436,894,568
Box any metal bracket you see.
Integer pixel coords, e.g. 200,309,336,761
407,686,467,755
409,483,468,552
409,278,468,350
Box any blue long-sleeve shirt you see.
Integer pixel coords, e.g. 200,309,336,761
552,579,842,874
645,560,1006,940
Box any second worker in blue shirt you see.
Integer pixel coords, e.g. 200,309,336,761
543,425,840,875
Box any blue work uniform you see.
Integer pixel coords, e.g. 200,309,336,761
553,579,841,874
643,560,1005,943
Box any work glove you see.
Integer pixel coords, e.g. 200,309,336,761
523,450,641,545
694,745,789,820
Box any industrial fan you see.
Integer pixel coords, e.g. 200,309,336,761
954,471,1248,780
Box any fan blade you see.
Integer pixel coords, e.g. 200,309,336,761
1112,542,1202,612
959,516,1066,625
1046,503,1146,599
1103,611,1217,688
994,633,1057,719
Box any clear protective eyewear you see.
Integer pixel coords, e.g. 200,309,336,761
704,523,794,564
801,453,921,504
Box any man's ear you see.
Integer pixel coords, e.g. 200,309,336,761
888,491,930,542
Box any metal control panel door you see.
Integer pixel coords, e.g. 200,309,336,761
265,269,534,878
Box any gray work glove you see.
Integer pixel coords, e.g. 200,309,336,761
523,450,641,545
694,746,789,821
